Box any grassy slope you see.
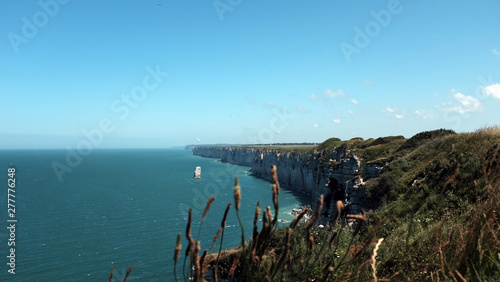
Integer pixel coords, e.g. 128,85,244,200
181,128,500,281
363,127,500,280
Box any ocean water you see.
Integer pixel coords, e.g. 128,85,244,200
0,149,308,281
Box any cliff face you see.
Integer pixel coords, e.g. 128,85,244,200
192,146,383,217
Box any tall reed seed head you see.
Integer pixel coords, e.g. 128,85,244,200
109,265,114,282
202,196,216,220
186,208,193,240
272,185,279,210
266,206,273,226
221,203,231,229
254,201,261,226
174,233,182,262
306,194,323,230
271,165,280,194
308,235,315,249
234,177,241,210
124,264,134,281
335,200,344,221
210,228,222,252
347,209,366,237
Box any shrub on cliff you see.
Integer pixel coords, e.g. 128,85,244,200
396,128,456,152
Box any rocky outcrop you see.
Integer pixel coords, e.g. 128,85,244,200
192,146,384,218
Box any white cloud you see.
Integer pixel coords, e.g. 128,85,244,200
384,106,406,119
351,99,359,104
454,93,482,113
324,88,344,98
348,110,354,114
441,92,482,113
313,124,319,128
492,49,500,56
332,118,341,124
415,110,438,119
482,84,500,100
309,93,318,102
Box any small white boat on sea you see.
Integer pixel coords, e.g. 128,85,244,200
193,166,201,179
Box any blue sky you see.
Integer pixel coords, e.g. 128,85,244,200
1,0,500,149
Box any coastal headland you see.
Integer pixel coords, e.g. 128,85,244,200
181,127,499,280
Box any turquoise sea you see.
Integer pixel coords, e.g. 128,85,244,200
0,149,308,281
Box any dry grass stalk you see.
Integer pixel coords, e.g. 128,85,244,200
211,203,231,251
290,207,309,229
347,209,366,237
278,228,291,264
193,242,201,281
124,264,133,282
202,196,216,220
221,203,231,228
329,231,338,250
271,165,280,194
174,233,182,262
109,265,114,282
228,256,240,278
200,250,208,280
266,206,273,228
308,235,315,250
371,238,384,282
345,209,366,222
335,200,344,221
306,194,324,230
455,270,467,282
272,185,279,215
254,201,261,226
185,209,193,257
210,228,222,252
212,265,218,282
271,165,280,228
234,177,241,210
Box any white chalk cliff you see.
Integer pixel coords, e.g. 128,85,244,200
192,146,383,218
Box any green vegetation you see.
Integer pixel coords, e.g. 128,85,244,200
242,144,317,156
316,134,406,163
174,127,499,281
